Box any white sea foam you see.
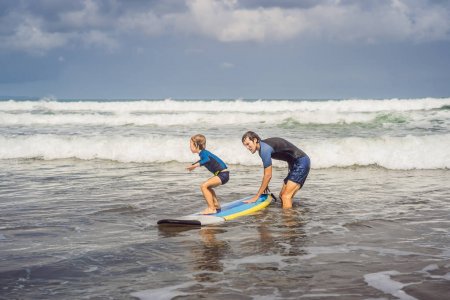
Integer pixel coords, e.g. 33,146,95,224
1,97,449,113
130,282,194,300
1,98,449,127
222,253,294,272
0,110,386,126
1,98,449,169
309,134,450,169
364,271,418,300
1,134,448,169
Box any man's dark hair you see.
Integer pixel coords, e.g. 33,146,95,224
242,131,261,143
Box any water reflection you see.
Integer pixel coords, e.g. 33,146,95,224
155,206,310,294
257,209,308,256
192,228,230,282
157,225,200,238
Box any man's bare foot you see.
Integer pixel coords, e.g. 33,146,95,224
200,207,217,215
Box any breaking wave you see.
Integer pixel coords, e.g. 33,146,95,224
1,134,449,170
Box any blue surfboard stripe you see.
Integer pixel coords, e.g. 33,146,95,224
213,194,268,217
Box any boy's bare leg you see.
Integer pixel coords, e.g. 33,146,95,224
210,188,221,210
200,176,222,214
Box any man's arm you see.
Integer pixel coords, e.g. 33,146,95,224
244,166,272,203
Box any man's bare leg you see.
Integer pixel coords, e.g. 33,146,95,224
279,180,301,209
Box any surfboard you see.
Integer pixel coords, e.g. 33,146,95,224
157,194,273,226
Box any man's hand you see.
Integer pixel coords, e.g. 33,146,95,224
244,195,260,203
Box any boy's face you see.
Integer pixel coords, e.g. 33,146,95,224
190,139,199,153
242,137,258,154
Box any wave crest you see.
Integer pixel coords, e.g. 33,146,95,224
1,134,449,170
1,97,449,113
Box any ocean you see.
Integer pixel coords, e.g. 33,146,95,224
0,98,449,299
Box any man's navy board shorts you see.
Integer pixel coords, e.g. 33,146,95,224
284,156,310,186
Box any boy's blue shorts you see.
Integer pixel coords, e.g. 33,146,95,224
217,171,229,185
284,156,310,186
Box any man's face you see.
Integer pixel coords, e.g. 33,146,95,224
242,137,258,154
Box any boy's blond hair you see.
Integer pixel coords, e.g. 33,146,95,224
191,134,206,150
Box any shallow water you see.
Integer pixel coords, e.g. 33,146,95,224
1,159,449,299
1,97,449,299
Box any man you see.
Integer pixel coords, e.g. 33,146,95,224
242,131,310,208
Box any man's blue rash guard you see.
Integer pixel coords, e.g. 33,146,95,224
259,137,307,169
197,149,227,174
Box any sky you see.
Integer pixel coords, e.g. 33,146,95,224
0,0,450,100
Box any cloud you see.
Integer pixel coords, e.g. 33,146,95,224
179,0,450,43
118,11,165,36
58,0,103,28
0,0,449,54
183,0,307,42
2,1,125,54
0,16,68,55
79,30,118,50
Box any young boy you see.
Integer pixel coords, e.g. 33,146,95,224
186,134,230,214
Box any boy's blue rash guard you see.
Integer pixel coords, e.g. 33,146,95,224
197,149,227,174
259,137,307,169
